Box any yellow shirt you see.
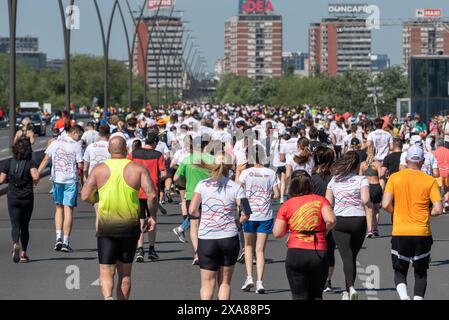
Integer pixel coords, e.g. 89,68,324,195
385,169,441,236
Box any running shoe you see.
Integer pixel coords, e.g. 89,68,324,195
192,257,199,265
165,191,173,203
366,231,374,239
54,238,63,251
237,249,245,264
373,229,380,237
19,255,30,263
323,280,333,293
148,248,159,261
135,247,145,263
241,277,254,292
12,243,21,263
61,244,73,253
173,227,187,243
341,291,349,300
159,204,168,215
253,256,257,265
255,281,265,294
349,287,359,300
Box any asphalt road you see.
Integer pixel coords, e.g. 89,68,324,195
1,178,449,300
0,128,50,159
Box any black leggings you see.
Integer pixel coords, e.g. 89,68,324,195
395,268,427,298
334,145,342,159
285,248,329,300
333,216,367,291
8,197,34,251
326,232,336,267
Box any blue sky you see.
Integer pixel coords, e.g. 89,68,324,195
1,0,449,71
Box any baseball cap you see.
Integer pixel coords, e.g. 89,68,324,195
406,145,424,163
410,135,423,145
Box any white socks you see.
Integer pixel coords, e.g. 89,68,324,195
56,230,62,241
63,235,70,245
397,283,409,300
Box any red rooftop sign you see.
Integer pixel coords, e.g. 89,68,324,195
416,8,442,18
242,0,274,14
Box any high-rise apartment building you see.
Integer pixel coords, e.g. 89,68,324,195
225,0,282,82
403,18,449,71
309,18,372,76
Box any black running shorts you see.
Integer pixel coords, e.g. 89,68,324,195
97,236,139,265
198,236,240,271
391,236,433,272
369,184,383,204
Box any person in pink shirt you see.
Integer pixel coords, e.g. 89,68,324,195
433,139,449,211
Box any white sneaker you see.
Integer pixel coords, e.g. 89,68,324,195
402,296,411,300
349,287,359,300
342,291,349,300
255,281,265,294
241,277,254,292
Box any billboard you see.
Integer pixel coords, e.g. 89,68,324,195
148,0,173,11
416,9,442,18
328,3,370,15
241,0,274,14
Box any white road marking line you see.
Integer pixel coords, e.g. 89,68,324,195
91,278,100,286
1,148,8,153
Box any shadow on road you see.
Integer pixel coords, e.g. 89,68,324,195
30,256,97,262
430,259,449,266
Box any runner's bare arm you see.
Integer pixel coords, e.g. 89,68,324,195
80,169,98,204
37,155,50,175
189,192,202,219
273,219,287,238
0,173,6,184
141,167,158,220
431,201,443,216
322,204,337,235
382,192,394,214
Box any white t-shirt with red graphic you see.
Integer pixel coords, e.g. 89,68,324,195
194,177,246,240
238,167,279,221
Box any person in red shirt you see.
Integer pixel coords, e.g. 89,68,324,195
433,139,449,210
273,170,336,300
54,111,74,131
129,131,166,262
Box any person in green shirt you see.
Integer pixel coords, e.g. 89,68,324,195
174,136,214,265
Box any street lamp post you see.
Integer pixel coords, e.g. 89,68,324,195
93,0,119,111
118,0,148,110
58,0,75,114
8,0,18,150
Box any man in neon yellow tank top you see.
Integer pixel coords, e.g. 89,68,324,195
81,136,157,300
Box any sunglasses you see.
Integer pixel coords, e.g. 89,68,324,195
292,170,311,179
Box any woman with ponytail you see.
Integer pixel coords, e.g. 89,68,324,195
311,146,337,293
189,154,251,300
286,137,315,179
360,144,383,238
238,145,280,294
325,151,370,300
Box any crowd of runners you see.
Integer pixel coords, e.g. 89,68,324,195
1,102,448,300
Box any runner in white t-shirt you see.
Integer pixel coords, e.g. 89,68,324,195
238,152,280,294
367,119,393,162
325,151,370,300
189,156,250,300
37,125,85,253
81,122,99,147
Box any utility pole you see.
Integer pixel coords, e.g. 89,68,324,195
8,0,18,150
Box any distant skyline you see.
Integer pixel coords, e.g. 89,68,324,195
1,0,449,71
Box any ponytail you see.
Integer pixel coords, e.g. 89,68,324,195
293,137,312,166
330,151,360,178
